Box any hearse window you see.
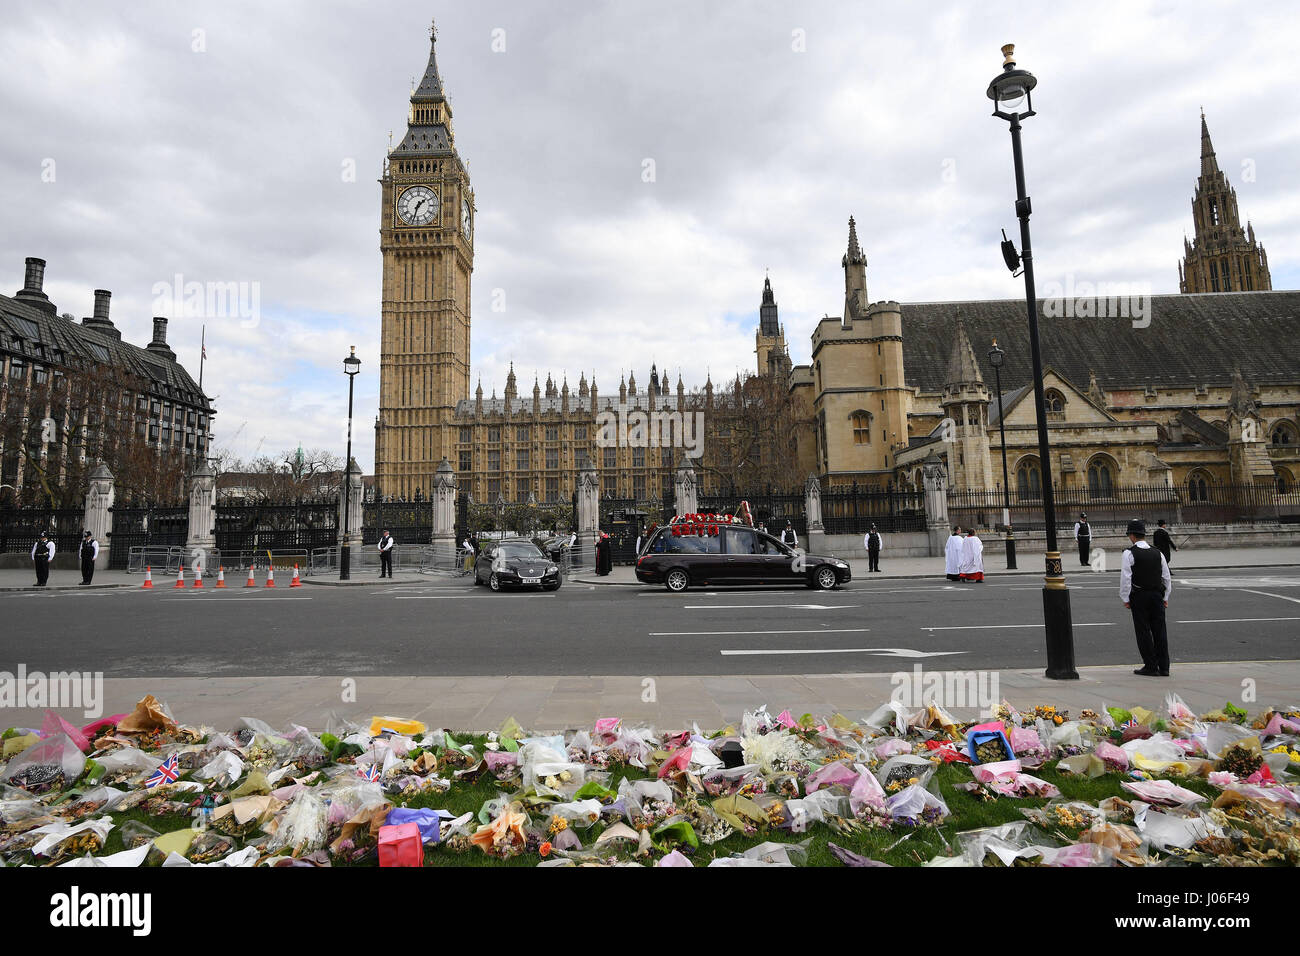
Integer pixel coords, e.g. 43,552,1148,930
723,527,758,554
661,530,719,554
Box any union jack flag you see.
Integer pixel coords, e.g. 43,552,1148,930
357,763,381,782
1121,717,1139,729
145,753,180,788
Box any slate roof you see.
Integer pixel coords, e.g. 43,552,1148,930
899,291,1300,393
0,289,210,409
987,384,1033,426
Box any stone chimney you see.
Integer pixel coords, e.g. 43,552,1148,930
14,256,56,313
146,316,176,359
83,289,121,339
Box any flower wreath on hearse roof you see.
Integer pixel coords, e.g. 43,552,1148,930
668,501,754,536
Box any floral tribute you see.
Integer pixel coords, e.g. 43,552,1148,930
1,694,1297,868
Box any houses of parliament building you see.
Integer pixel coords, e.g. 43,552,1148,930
374,25,1298,506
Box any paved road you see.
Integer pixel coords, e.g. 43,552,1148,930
1,567,1297,677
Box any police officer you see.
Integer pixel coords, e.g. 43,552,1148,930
781,522,799,548
1073,512,1092,567
1119,519,1173,677
79,530,100,585
31,532,55,587
864,524,883,572
1153,519,1178,565
377,528,394,578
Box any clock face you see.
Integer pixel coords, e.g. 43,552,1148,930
397,185,439,226
461,198,473,239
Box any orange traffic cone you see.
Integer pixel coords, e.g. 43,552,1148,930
192,564,204,588
245,566,256,588
215,567,227,588
142,566,154,589
265,566,276,588
174,563,185,589
290,565,302,588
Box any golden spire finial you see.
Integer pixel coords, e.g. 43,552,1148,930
429,18,437,42
1001,44,1016,66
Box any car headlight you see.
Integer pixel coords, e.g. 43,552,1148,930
546,565,558,574
833,560,848,568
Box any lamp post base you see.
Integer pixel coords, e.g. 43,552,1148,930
1005,532,1017,570
340,543,351,581
1042,551,1078,679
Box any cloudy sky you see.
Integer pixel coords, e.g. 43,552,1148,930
3,0,1297,471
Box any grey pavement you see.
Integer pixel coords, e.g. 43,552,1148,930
2,662,1295,734
570,545,1300,585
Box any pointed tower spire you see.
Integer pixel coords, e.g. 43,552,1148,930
1200,107,1219,178
944,319,984,387
841,216,868,323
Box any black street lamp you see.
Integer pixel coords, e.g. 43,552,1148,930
987,44,1077,679
340,346,361,580
987,339,1016,570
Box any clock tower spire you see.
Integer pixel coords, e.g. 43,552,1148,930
375,21,475,500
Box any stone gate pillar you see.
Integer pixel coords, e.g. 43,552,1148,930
185,460,216,572
431,457,457,564
674,458,698,518
923,454,950,558
804,473,826,554
83,462,114,570
338,457,363,553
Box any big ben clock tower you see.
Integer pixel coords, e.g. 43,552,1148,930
375,20,474,500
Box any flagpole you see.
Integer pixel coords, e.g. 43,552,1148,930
199,324,206,391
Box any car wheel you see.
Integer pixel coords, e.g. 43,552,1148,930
489,573,501,592
814,566,837,590
665,568,690,593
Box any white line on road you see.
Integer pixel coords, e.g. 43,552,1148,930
1177,617,1300,624
919,622,1116,631
650,627,870,636
720,647,965,658
1241,589,1300,605
682,604,859,610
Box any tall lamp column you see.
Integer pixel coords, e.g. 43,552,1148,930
988,339,1016,569
987,44,1077,678
340,346,361,580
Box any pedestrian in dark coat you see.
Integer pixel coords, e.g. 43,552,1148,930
1152,519,1178,565
595,532,612,576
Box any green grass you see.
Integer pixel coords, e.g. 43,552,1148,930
10,732,1238,868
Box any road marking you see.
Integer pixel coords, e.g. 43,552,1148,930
161,597,311,602
682,604,859,610
1240,588,1300,605
1178,577,1300,588
919,622,1116,631
650,627,870,636
1177,617,1300,624
720,647,965,658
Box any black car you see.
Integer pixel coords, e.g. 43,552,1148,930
634,523,851,592
474,538,562,591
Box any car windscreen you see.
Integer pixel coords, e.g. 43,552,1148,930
497,543,545,559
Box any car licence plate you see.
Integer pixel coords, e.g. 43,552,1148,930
522,577,540,585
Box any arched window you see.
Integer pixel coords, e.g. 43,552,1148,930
1187,470,1212,502
851,411,872,445
1044,389,1065,420
1086,455,1117,499
1276,467,1294,494
1270,421,1297,446
1015,456,1041,499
